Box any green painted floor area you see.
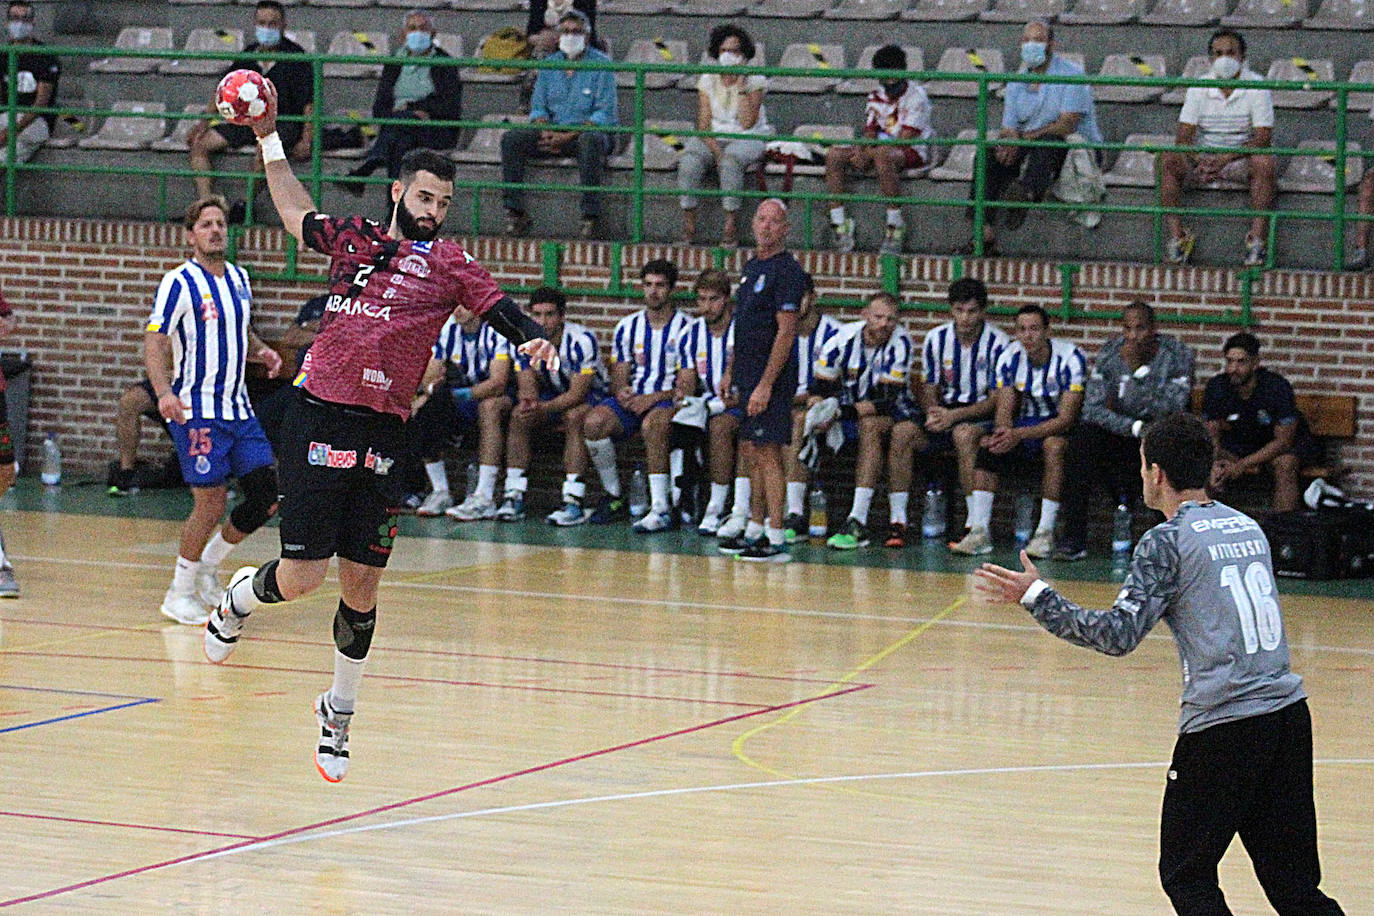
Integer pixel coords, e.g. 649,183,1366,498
10,477,1374,600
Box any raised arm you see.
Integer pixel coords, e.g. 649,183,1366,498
248,78,316,244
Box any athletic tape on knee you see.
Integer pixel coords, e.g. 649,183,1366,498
229,465,280,534
333,601,376,660
252,559,286,604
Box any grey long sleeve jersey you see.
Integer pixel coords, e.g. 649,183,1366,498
1082,334,1195,436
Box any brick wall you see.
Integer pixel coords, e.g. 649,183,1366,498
2,216,1371,493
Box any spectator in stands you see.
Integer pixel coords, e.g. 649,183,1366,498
784,273,843,541
678,24,770,248
674,269,738,535
917,277,1011,540
1347,108,1374,271
187,0,312,222
339,11,462,195
970,20,1101,255
1055,301,1194,560
527,0,597,55
825,45,934,257
1203,332,1318,512
1159,29,1275,267
501,8,616,241
1,1,58,168
809,292,917,551
504,287,607,526
949,304,1086,558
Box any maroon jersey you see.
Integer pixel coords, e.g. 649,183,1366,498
297,212,505,418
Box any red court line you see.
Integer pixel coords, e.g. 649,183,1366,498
0,811,255,840
0,683,870,907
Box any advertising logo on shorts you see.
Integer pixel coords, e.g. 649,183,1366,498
364,448,393,476
307,441,357,469
397,254,431,279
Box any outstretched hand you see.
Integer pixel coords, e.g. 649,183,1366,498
249,76,280,139
972,550,1041,605
518,338,560,373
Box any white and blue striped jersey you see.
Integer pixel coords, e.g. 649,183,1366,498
816,319,916,402
795,313,846,398
517,320,607,398
145,258,256,421
922,320,1011,408
432,316,511,386
995,338,1088,422
611,309,691,395
676,316,734,403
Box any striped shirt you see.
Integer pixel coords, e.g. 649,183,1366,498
1179,69,1273,150
923,320,1011,408
517,319,607,398
995,338,1088,422
145,258,255,421
817,319,916,402
432,317,511,386
795,313,846,398
611,308,692,395
676,315,734,405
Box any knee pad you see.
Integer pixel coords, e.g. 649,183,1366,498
229,465,279,534
334,601,376,660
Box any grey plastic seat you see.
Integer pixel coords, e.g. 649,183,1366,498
599,0,673,12
42,103,93,149
1141,0,1226,24
377,0,448,6
1304,0,1374,27
929,128,993,181
452,114,530,165
1346,60,1374,111
320,109,375,160
980,0,1067,21
836,45,924,95
1058,0,1146,23
1102,132,1172,187
1266,57,1334,109
1277,140,1363,192
283,29,315,53
1093,54,1168,103
616,38,691,89
307,0,372,8
770,43,845,94
824,0,909,17
903,0,990,17
754,0,835,15
1160,55,1211,105
158,28,243,76
925,47,1004,98
433,33,462,58
1221,0,1309,26
609,120,694,170
77,101,167,151
323,31,389,79
671,0,752,13
765,124,854,178
151,104,209,152
448,0,524,9
90,27,173,74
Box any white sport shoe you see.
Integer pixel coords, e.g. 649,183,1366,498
632,510,674,533
446,494,497,521
696,512,723,536
494,493,526,522
1025,528,1055,559
416,490,454,517
195,565,222,608
545,501,588,526
160,587,209,626
204,566,255,663
0,565,20,599
313,691,352,783
715,513,747,540
948,526,993,556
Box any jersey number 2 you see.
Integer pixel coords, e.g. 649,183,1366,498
1220,562,1282,654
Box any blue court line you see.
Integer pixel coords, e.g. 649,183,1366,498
0,685,160,735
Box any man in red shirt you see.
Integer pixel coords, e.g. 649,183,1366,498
203,81,557,783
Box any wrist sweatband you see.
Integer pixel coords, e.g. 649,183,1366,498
258,131,286,164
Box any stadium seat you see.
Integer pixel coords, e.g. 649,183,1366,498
609,120,693,170
903,0,990,18
769,43,845,94
169,0,241,5
1093,54,1168,103
462,31,530,84
77,101,167,151
674,43,767,90
765,124,855,178
616,38,691,89
89,27,174,74
929,128,993,181
1346,60,1374,111
836,45,924,95
451,114,535,165
234,0,298,4
308,0,372,8
432,33,462,57
1266,58,1335,109
1277,139,1363,192
1304,0,1374,28
448,0,523,9
377,0,448,7
158,28,243,76
823,0,910,18
42,104,93,149
671,0,753,14
323,31,390,79
1102,132,1171,187
151,104,210,152
1058,0,1146,23
753,0,835,16
1140,0,1226,25
1160,55,1210,105
924,47,1004,97
980,0,1067,21
1221,0,1309,27
599,0,673,13
284,29,316,53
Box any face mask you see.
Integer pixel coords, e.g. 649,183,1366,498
718,50,743,67
255,26,281,47
6,21,32,41
1211,55,1241,79
1020,41,1047,69
405,31,432,54
559,33,586,58
880,80,906,98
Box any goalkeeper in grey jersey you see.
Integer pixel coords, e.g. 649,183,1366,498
976,413,1343,916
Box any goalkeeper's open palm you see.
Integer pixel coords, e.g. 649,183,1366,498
518,338,560,373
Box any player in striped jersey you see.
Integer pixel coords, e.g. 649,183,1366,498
782,274,843,541
504,287,607,525
582,259,691,529
670,270,736,535
917,277,1011,539
951,304,1086,557
145,196,283,625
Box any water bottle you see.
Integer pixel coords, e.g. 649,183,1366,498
808,486,828,540
1014,492,1036,548
464,461,479,499
921,486,946,539
628,465,649,519
41,433,62,486
1112,503,1133,555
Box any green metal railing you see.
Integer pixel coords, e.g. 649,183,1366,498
6,42,1373,323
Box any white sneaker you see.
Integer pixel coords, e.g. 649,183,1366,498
446,493,497,521
494,493,526,522
195,566,222,608
948,527,993,556
697,512,723,536
204,566,255,663
0,565,20,598
313,691,352,783
632,510,674,533
416,490,454,517
545,501,588,526
716,513,747,540
160,587,209,626
1025,528,1055,559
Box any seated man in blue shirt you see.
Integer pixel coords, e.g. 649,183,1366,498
500,8,618,240
970,19,1102,253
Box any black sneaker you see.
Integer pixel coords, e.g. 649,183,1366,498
738,541,791,563
589,494,628,525
1051,543,1088,562
718,534,760,555
782,513,808,544
107,466,139,497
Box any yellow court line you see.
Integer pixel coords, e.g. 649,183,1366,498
731,596,965,797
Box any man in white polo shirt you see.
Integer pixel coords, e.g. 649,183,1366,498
1159,28,1275,267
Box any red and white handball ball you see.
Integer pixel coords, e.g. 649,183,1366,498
215,69,271,125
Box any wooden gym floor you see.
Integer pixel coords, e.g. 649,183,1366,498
1,483,1370,914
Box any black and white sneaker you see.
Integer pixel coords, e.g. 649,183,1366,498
313,691,352,783
738,541,791,563
717,534,760,555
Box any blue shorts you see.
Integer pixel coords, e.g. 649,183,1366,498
592,393,673,441
168,416,274,487
453,396,480,426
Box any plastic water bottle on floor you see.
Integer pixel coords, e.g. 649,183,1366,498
41,433,62,486
628,465,649,519
1014,492,1036,547
808,487,828,541
921,486,946,539
1112,503,1133,555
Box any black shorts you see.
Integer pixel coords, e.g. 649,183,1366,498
277,390,406,568
0,391,11,466
737,385,793,446
214,121,303,152
974,438,1045,476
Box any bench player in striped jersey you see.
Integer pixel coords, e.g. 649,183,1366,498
951,304,1086,557
504,287,607,526
582,258,691,529
782,275,843,541
145,195,283,625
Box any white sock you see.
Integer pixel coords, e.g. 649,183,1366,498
966,493,976,522
969,490,995,530
1039,498,1060,532
200,530,234,571
829,205,847,226
562,474,587,503
172,556,198,594
586,438,621,497
851,487,874,525
886,207,905,228
330,650,366,714
731,476,751,519
766,526,785,547
229,573,261,617
786,481,806,516
707,483,729,517
477,465,499,501
669,450,684,507
889,491,909,525
0,529,7,568
505,467,527,498
424,461,449,494
649,473,670,514
745,519,765,541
